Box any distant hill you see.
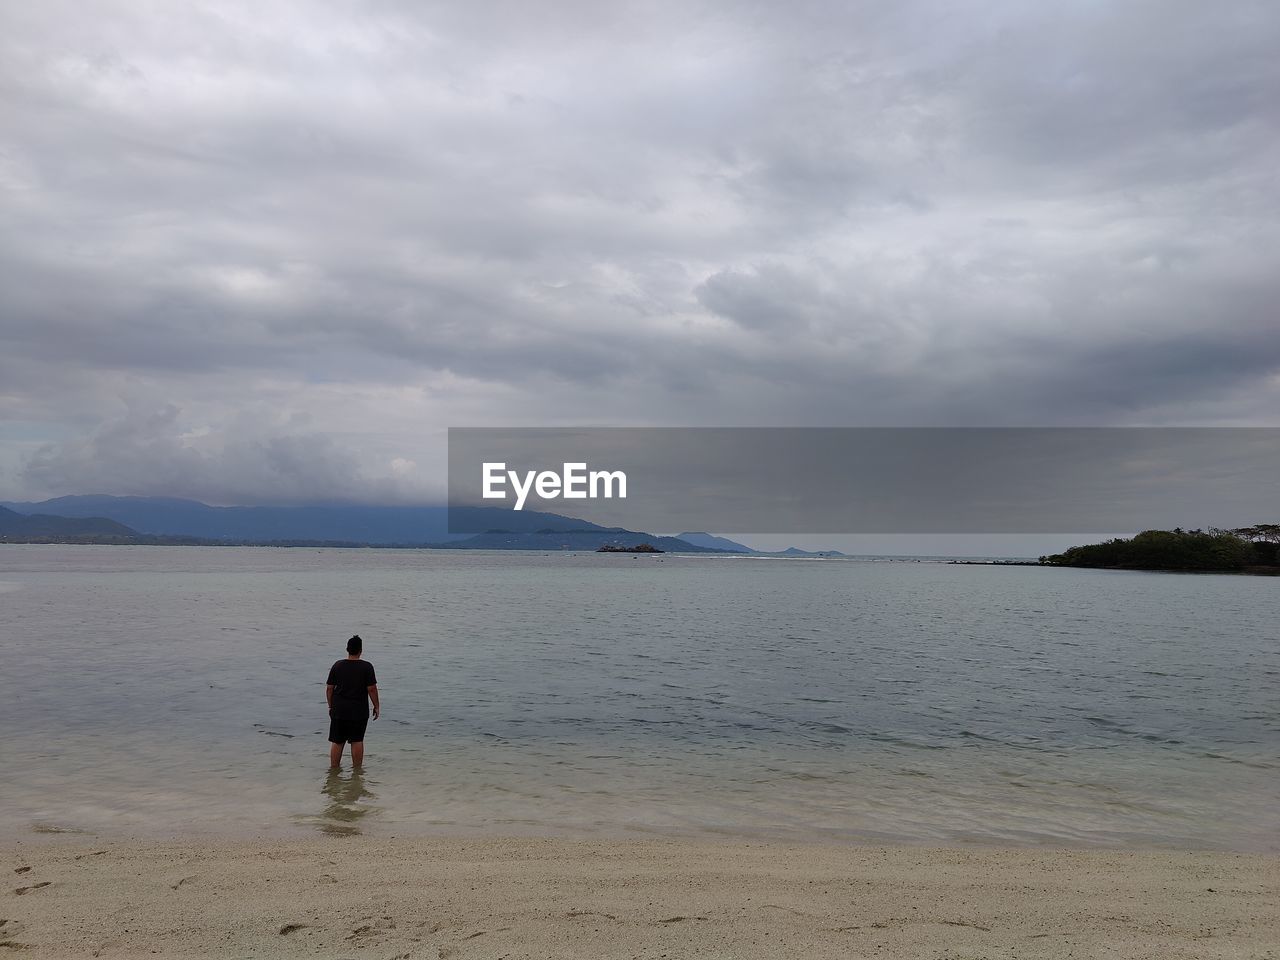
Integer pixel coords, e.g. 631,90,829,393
769,546,847,558
0,496,612,545
676,532,752,552
437,528,725,552
0,505,140,542
675,533,846,557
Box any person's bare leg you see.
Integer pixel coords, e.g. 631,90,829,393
351,741,364,766
329,741,343,768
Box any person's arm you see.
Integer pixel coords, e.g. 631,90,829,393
368,685,380,720
326,684,335,712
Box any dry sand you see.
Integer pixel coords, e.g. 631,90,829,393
4,836,1277,958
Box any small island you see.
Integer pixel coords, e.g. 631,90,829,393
597,543,664,553
1040,525,1279,574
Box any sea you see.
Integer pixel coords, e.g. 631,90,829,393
1,544,1275,851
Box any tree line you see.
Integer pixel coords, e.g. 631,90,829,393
1040,525,1279,572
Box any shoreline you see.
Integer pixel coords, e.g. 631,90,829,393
6,835,1277,958
7,540,1278,574
10,818,1279,857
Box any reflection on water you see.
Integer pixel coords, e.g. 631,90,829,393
308,768,378,836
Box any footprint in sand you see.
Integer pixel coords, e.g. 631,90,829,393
435,931,485,958
348,916,397,938
13,883,51,896
566,910,617,921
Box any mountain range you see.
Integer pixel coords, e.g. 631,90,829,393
0,505,140,541
0,496,726,552
2,495,526,544
676,532,751,552
0,496,842,555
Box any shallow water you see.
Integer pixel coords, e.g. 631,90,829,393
1,545,1276,850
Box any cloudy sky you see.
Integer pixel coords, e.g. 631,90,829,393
2,0,1277,507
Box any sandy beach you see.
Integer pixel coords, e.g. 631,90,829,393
4,837,1276,959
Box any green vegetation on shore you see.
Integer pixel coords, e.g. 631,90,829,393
1040,525,1279,573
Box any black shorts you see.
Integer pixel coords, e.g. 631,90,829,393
328,705,369,744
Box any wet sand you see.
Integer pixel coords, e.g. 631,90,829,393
4,836,1277,958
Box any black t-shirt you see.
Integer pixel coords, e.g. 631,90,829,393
327,659,377,705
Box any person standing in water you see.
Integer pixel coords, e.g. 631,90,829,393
326,635,380,767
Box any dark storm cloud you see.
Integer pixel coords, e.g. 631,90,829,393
21,404,397,505
1,0,1277,502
